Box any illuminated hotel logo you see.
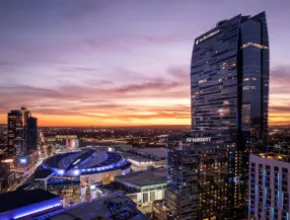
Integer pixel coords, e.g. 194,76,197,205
185,137,211,143
196,29,220,45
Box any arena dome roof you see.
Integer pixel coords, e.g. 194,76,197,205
40,148,130,177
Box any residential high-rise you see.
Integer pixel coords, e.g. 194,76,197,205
7,110,23,157
166,11,269,219
249,153,290,220
7,107,37,157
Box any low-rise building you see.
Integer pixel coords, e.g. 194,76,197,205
124,148,166,171
99,168,167,215
0,189,63,220
33,193,149,220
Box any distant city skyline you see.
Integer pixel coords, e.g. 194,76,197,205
0,0,290,126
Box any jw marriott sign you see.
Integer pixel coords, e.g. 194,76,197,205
185,137,211,143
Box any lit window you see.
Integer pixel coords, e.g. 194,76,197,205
242,86,256,90
244,77,257,81
199,79,207,84
217,108,229,117
221,62,229,70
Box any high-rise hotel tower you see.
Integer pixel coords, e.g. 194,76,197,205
167,12,269,219
191,11,269,151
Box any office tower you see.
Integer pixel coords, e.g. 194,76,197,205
176,11,269,219
249,153,290,220
21,107,30,155
7,110,23,157
26,116,38,154
167,134,199,220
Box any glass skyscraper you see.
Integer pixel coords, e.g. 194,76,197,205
167,12,269,220
191,12,269,145
27,116,38,154
21,107,30,156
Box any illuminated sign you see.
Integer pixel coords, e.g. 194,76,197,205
196,29,220,45
56,135,77,139
186,137,211,143
66,139,79,149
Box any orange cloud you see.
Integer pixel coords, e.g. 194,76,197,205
0,66,290,127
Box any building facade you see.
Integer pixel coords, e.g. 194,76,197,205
165,11,270,219
166,134,199,220
190,12,269,151
190,11,269,217
27,116,38,154
21,107,30,156
7,110,23,157
114,168,167,214
249,153,290,220
167,132,236,219
7,107,37,157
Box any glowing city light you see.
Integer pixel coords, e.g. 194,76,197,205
56,169,64,175
13,201,62,219
18,157,28,165
73,169,80,176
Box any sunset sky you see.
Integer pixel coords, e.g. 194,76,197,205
0,0,290,126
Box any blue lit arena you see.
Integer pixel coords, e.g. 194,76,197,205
37,148,131,186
